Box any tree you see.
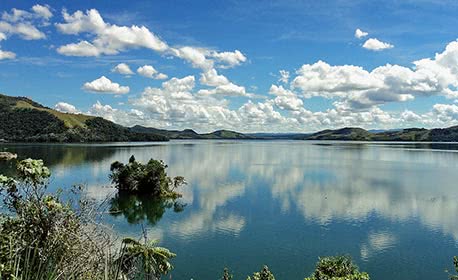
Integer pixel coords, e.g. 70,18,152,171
0,158,177,279
247,265,275,280
304,256,370,280
116,237,176,280
109,155,186,198
450,256,458,280
222,268,233,280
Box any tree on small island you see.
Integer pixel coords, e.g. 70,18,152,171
110,155,186,198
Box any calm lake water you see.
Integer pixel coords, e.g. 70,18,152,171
1,140,458,279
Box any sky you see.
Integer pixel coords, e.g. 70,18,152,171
1,0,458,133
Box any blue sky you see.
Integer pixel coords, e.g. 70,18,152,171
1,0,458,132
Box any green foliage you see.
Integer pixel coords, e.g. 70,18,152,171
84,117,168,142
116,237,176,279
0,159,105,278
246,265,275,280
304,256,370,280
109,155,186,197
0,158,176,279
109,193,185,225
0,93,168,142
450,256,458,280
221,267,233,280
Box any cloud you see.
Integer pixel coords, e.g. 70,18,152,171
355,28,368,39
239,100,290,127
278,70,290,84
54,102,80,114
209,49,247,68
136,64,167,79
31,5,53,20
137,65,157,78
57,40,101,56
56,9,168,56
83,76,130,94
171,46,213,70
362,38,394,51
198,83,251,97
170,47,248,71
3,5,52,22
111,63,134,75
290,41,458,110
0,5,51,41
126,76,243,129
2,8,31,22
0,21,46,40
0,49,15,60
55,8,248,98
200,69,230,87
155,73,168,80
269,85,303,111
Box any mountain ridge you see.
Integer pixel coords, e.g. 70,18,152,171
2,94,458,142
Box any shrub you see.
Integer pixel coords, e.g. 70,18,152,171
247,265,275,280
0,158,176,280
304,256,370,280
221,267,233,280
450,256,458,280
109,155,186,198
116,237,176,280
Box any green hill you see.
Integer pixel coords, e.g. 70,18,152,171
130,125,253,139
305,127,373,141
0,94,168,142
3,93,458,143
300,126,458,142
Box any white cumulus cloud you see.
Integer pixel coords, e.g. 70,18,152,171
355,28,368,39
56,9,168,56
31,4,53,20
54,102,80,114
112,63,134,75
362,38,394,51
83,76,130,94
0,49,15,60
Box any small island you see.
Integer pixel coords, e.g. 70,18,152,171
109,155,186,198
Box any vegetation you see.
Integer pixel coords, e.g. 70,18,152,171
0,93,167,142
450,256,458,280
110,155,186,198
131,125,254,139
222,268,233,280
109,193,185,225
116,237,175,279
304,256,370,280
246,265,276,280
0,158,176,279
5,93,458,142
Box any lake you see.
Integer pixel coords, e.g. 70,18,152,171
0,140,457,279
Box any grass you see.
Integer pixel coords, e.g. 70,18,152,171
14,100,94,129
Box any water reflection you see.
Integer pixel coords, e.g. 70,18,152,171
2,141,458,279
109,193,186,225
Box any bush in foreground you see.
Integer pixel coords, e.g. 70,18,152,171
0,158,176,279
304,256,370,280
246,265,275,280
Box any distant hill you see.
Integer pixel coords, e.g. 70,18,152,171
247,132,311,139
305,127,372,141
130,125,253,139
297,126,458,141
3,93,458,143
0,94,167,142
